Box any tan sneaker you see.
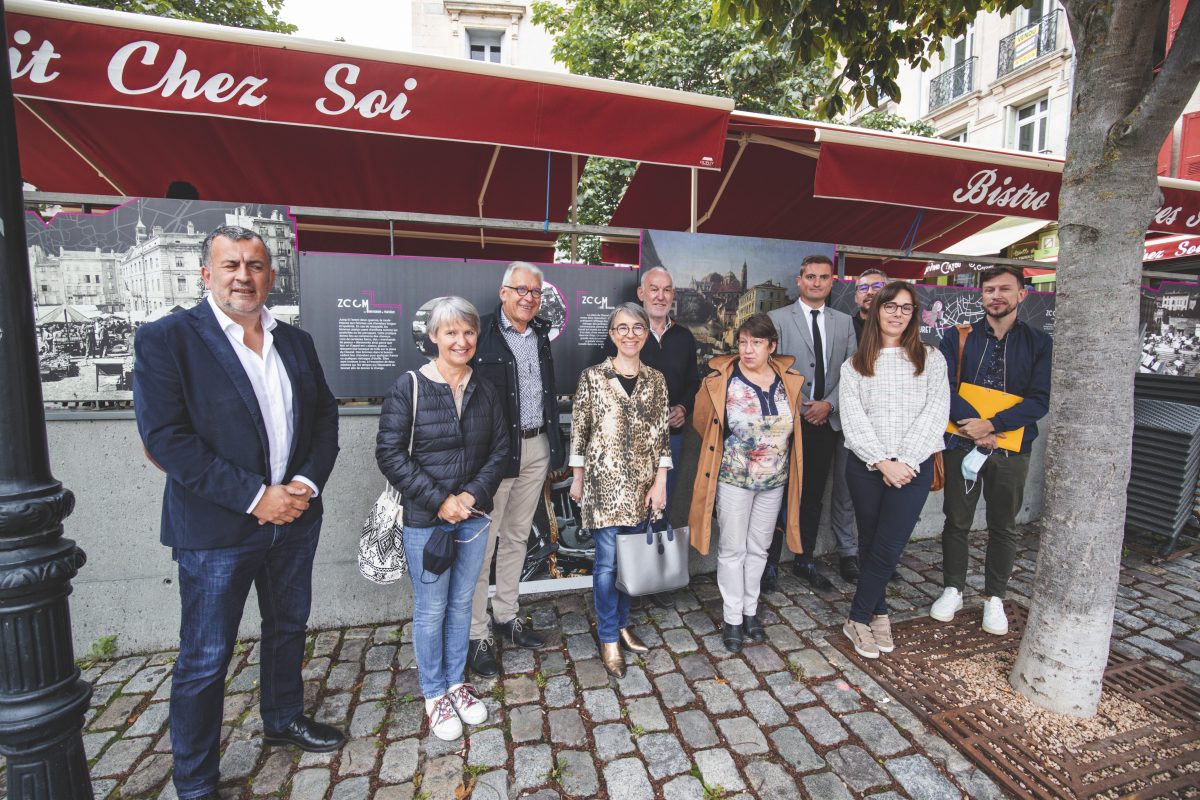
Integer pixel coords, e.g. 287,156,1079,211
842,619,880,659
869,614,895,653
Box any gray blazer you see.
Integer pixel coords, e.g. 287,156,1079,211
768,301,858,431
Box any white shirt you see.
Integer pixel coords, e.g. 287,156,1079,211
798,299,828,361
207,295,318,513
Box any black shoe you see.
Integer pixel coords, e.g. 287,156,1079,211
468,636,498,677
495,617,544,649
760,562,779,593
263,715,345,753
742,614,766,643
890,570,901,582
793,561,835,592
722,621,744,653
839,556,860,583
651,592,674,608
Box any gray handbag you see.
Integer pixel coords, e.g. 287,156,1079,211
358,372,417,585
615,514,689,597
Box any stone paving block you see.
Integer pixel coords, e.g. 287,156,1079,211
512,744,552,791
743,689,788,727
122,752,172,797
678,653,716,681
802,772,854,800
543,675,576,707
474,769,509,800
573,658,611,689
222,693,253,724
301,657,330,681
325,663,359,691
386,701,425,738
693,748,745,793
653,673,696,708
90,683,120,709
92,736,152,777
313,630,340,658
97,656,148,685
91,694,144,731
557,750,599,797
642,648,675,675
594,723,635,761
467,727,507,768
716,658,758,690
630,624,664,649
779,606,818,630
510,705,545,743
379,738,419,784
763,624,804,651
674,709,719,749
826,744,891,792
625,696,668,732
718,716,769,754
348,698,386,738
566,633,600,662
1126,635,1184,662
786,648,835,678
250,749,294,795
364,645,396,671
648,607,684,628
421,729,464,759
338,738,379,777
393,669,422,698
83,730,115,760
741,644,784,673
662,775,706,800
124,664,172,694
356,670,392,702
814,680,863,713
316,692,353,725
616,665,653,697
636,731,690,778
695,679,741,714
560,611,590,634
582,687,621,721
423,754,464,799
338,638,368,663
662,628,698,654
290,767,331,800
505,675,539,705
532,605,560,630
743,759,799,795
886,754,962,800
548,708,587,746
126,701,170,739
329,775,370,800
770,726,825,773
681,611,716,635
395,644,417,670
539,650,568,676
92,779,118,800
844,711,910,757
226,663,260,693
504,648,537,675
372,624,401,644
602,757,654,800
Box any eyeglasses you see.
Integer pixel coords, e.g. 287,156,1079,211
882,302,916,315
856,282,886,293
738,338,770,349
504,285,544,299
611,324,647,337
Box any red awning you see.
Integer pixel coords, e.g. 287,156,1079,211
606,112,1200,276
7,0,732,260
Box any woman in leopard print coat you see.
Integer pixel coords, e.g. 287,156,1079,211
569,303,672,677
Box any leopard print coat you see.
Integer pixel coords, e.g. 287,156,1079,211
569,360,672,530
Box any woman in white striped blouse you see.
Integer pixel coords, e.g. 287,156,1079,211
838,282,950,659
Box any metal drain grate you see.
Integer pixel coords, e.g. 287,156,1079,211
828,603,1200,799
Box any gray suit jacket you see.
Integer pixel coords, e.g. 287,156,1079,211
768,301,858,431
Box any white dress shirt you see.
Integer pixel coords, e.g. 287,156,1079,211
798,298,829,362
207,295,318,513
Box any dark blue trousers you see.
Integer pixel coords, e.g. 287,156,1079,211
170,514,321,799
845,455,933,624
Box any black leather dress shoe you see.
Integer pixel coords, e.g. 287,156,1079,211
793,560,835,592
468,636,499,677
839,556,860,583
263,715,345,752
495,617,543,649
759,562,779,593
742,614,766,643
722,621,744,653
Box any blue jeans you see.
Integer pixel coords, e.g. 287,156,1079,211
592,525,634,643
403,516,490,698
171,514,321,800
845,456,933,624
665,431,684,510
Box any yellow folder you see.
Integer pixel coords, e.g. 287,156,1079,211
946,383,1025,452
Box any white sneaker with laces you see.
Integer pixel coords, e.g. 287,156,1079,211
425,694,463,741
447,682,488,725
982,596,1009,635
929,587,963,622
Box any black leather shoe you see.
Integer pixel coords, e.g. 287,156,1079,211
468,636,499,677
651,592,675,608
495,617,544,649
722,621,744,653
839,556,860,583
793,560,835,592
759,562,779,593
742,614,766,643
263,715,345,753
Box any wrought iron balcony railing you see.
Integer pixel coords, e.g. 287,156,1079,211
929,57,977,113
998,10,1061,78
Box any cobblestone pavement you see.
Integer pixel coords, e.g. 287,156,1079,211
7,531,1199,800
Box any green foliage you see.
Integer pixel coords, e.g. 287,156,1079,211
52,0,297,33
77,634,118,667
852,111,936,138
712,0,1026,118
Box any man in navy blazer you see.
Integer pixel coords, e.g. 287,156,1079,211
134,226,343,800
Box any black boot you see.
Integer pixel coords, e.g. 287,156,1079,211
495,617,544,649
760,562,779,593
467,636,498,677
722,621,744,653
742,614,766,643
839,555,860,583
793,560,834,592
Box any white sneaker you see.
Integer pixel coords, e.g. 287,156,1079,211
982,596,1009,635
929,587,963,622
425,694,463,741
447,682,488,725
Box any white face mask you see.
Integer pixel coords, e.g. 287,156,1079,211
961,447,991,493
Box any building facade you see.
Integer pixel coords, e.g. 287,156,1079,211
404,0,564,72
119,218,205,316
30,245,123,312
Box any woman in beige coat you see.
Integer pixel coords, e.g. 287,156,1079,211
688,314,805,653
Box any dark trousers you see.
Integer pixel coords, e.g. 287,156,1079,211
665,430,685,511
845,455,933,623
940,447,1031,598
170,515,321,799
767,420,839,564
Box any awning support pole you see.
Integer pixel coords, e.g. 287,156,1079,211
696,135,748,228
479,144,501,250
389,220,394,256
689,168,698,233
19,97,125,195
570,155,579,263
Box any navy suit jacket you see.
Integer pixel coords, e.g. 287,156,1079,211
133,301,340,549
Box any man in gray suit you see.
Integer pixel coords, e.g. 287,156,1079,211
764,254,858,591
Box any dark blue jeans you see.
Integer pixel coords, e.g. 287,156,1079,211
592,525,634,643
845,456,933,624
170,515,321,799
665,431,684,510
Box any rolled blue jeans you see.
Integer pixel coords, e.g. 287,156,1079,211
592,525,635,643
402,515,490,699
171,514,320,800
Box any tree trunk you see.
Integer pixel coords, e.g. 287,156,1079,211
1009,0,1197,716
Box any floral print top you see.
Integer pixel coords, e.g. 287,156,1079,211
719,366,794,490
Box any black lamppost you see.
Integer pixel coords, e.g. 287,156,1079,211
0,2,94,798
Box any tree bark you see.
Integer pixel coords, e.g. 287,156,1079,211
1010,0,1200,716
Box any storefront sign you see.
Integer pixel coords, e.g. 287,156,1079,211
1144,235,1200,262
